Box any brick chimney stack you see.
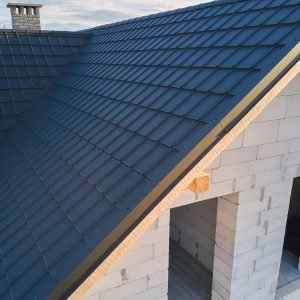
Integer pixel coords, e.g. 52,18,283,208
7,3,43,31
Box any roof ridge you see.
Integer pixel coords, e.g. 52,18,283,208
87,0,257,32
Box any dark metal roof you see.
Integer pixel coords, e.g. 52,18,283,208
0,0,299,299
0,30,89,140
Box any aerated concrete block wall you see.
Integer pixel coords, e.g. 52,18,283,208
83,210,170,300
172,74,300,300
170,198,218,272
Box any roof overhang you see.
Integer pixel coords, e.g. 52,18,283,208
49,42,300,300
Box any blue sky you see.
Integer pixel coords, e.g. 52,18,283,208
0,0,208,31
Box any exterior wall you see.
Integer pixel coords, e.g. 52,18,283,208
83,210,170,300
170,198,218,271
81,74,300,300
171,74,300,300
9,5,42,31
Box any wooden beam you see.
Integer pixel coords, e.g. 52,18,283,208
188,172,210,193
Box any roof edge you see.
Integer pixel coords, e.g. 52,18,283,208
87,0,254,32
49,42,300,299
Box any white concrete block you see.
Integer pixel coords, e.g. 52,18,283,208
243,120,279,147
266,217,287,234
147,269,168,289
233,239,258,257
236,175,255,192
237,200,267,218
282,165,298,180
238,188,262,204
264,180,293,199
258,141,289,159
254,252,282,271
255,169,283,187
154,240,169,258
235,226,265,243
257,228,285,247
262,204,289,220
220,146,258,166
282,151,300,168
213,278,230,300
212,158,281,183
269,193,291,210
236,156,282,179
127,283,168,300
214,244,234,268
108,244,154,273
279,74,300,96
233,248,264,267
101,278,147,300
226,132,244,150
235,213,261,231
214,256,233,279
212,289,226,300
125,255,169,283
234,261,255,277
289,138,300,153
207,155,221,169
254,95,286,122
278,118,300,141
249,263,278,283
158,210,170,227
285,95,300,118
216,209,237,231
244,286,270,300
213,268,234,292
212,165,237,183
264,239,284,256
214,180,235,196
130,225,169,250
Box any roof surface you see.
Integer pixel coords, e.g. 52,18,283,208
0,31,89,140
0,0,299,299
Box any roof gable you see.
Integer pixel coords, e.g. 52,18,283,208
0,31,89,140
0,0,299,298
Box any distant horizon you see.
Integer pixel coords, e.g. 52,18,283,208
0,0,210,31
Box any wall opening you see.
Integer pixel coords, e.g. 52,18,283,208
168,198,217,299
278,177,300,288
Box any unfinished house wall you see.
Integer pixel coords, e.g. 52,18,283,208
171,74,300,300
170,198,218,271
83,210,170,300
81,74,300,300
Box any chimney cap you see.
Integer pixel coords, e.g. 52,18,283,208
7,3,43,8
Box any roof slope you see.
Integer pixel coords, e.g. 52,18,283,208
0,0,299,298
0,31,89,140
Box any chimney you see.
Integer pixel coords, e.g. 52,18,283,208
7,3,43,31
